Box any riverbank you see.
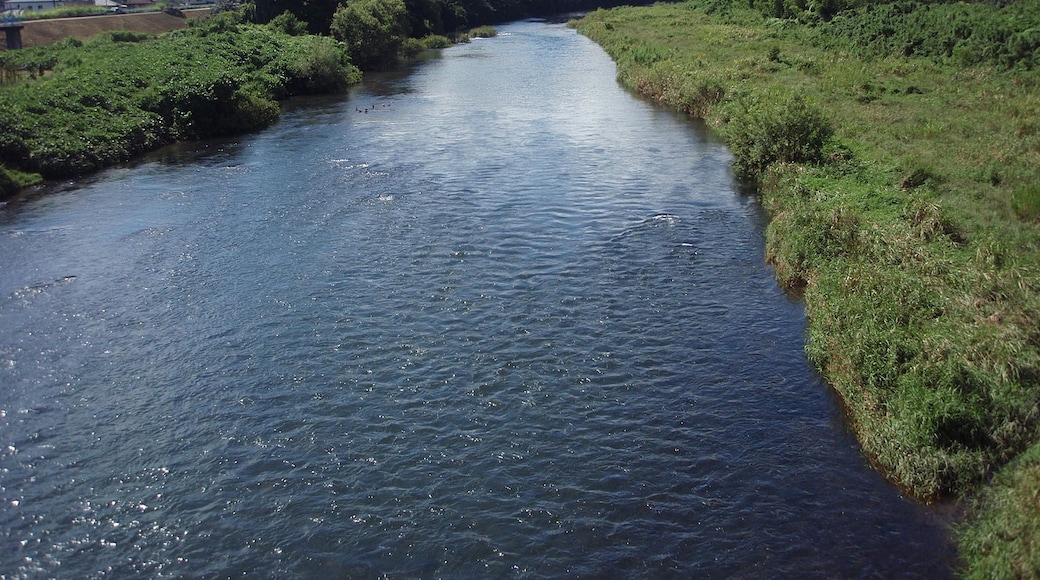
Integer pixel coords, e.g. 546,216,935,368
574,1,1038,575
0,10,361,194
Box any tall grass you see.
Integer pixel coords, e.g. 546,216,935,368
958,440,1040,578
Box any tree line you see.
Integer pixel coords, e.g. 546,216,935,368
249,0,633,37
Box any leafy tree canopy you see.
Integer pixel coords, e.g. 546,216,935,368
331,0,411,70
252,0,344,34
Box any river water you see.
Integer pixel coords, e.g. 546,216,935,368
0,19,955,578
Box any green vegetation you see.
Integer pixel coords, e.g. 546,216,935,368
20,5,111,20
575,1,1039,575
250,0,619,37
331,0,411,70
469,25,498,38
0,11,360,182
819,1,1040,70
959,439,1040,578
0,166,41,198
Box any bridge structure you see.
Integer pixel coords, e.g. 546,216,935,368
1,11,24,50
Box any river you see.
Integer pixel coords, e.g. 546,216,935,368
0,18,955,578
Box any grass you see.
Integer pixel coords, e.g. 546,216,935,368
959,439,1040,578
574,1,1040,575
20,5,111,20
0,165,41,197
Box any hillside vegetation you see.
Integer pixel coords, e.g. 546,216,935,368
576,1,1038,575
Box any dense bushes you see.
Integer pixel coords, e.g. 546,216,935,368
820,1,1040,70
699,0,1040,70
331,0,411,70
0,17,360,180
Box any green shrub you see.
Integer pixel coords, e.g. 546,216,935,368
421,34,453,49
400,37,425,58
107,31,152,43
723,92,833,180
765,195,860,287
285,36,360,93
268,11,309,36
0,166,18,197
469,25,497,38
820,1,1040,70
330,0,410,70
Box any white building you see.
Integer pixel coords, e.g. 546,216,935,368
6,1,56,11
5,1,62,10
5,0,93,11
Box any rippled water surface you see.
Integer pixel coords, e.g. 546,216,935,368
1,19,955,578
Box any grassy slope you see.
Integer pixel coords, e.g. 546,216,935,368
574,2,1039,575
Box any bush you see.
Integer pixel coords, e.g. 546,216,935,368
107,31,153,43
267,11,309,36
421,34,453,49
0,166,19,197
723,92,833,181
469,25,497,38
820,1,1040,70
284,36,359,93
330,0,410,70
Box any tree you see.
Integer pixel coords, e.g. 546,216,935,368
252,0,343,34
331,0,410,70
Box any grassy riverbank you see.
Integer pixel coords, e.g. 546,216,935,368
575,1,1039,575
0,10,360,187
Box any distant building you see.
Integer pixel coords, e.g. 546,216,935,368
5,0,72,11
6,0,107,11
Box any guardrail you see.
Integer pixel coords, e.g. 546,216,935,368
1,13,25,28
